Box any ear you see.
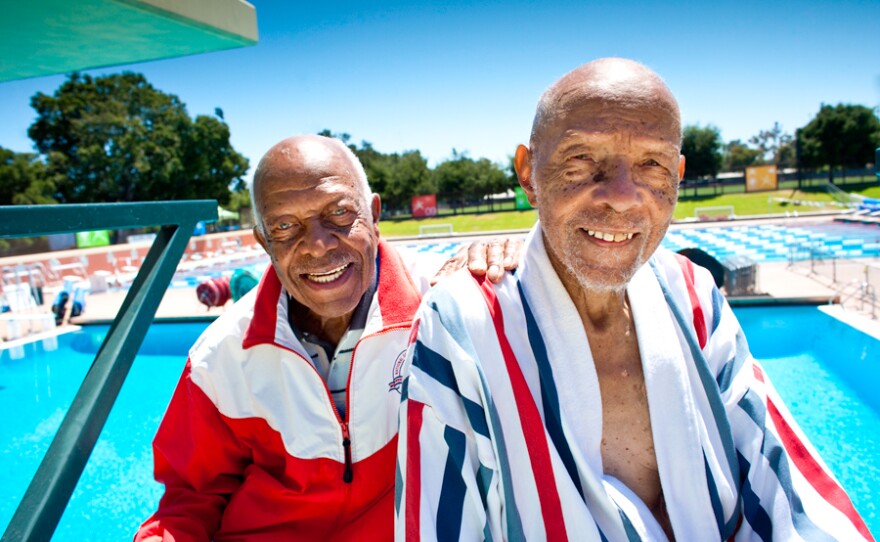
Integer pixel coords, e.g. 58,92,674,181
514,144,538,206
678,155,686,183
370,193,381,231
253,225,269,254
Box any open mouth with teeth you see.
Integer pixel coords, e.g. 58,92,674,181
583,229,635,243
302,263,351,284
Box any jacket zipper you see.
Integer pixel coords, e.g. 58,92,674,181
283,326,410,484
341,422,353,483
337,326,408,484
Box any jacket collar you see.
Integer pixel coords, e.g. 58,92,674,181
242,239,421,350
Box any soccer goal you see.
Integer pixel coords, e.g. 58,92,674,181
418,224,454,237
694,205,735,221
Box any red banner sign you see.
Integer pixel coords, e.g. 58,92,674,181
411,194,437,218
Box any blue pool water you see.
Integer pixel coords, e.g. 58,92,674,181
1,306,878,539
0,324,204,540
735,305,880,532
663,221,880,262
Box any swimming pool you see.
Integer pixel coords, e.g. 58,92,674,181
663,220,880,262
735,305,880,532
0,324,203,540
1,306,877,539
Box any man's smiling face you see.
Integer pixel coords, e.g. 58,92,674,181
517,62,684,293
254,137,380,322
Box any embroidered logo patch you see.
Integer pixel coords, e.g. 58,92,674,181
388,349,407,393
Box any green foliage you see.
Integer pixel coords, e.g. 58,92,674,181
385,150,434,208
317,131,511,214
432,150,509,211
28,72,248,204
749,122,795,166
318,130,435,213
0,146,54,205
776,140,797,169
723,140,760,172
227,186,251,212
682,124,723,179
799,103,880,181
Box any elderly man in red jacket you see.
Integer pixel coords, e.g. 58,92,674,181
135,134,516,541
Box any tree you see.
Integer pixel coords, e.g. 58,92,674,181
776,139,797,170
799,103,880,182
317,130,507,215
383,150,433,211
28,72,248,204
432,150,508,212
681,124,723,180
317,130,434,215
469,157,509,208
722,140,760,172
180,115,249,200
0,146,53,205
749,122,794,166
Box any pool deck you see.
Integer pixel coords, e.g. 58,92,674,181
70,238,867,320
69,259,847,319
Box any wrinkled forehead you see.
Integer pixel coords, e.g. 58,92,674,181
533,62,682,151
531,99,680,166
257,141,362,195
260,140,348,178
288,138,343,173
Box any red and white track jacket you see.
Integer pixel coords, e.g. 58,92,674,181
135,240,423,542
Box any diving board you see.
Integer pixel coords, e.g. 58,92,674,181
1,0,258,82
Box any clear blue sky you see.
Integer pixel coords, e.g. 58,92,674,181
1,0,878,181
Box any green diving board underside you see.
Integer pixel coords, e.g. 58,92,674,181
1,0,257,82
0,201,217,542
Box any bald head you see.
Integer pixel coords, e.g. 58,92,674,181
530,58,681,151
513,58,686,294
252,135,370,231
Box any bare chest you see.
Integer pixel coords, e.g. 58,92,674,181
590,332,663,511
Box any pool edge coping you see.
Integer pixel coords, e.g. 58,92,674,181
818,304,880,341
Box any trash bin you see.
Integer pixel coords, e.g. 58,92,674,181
722,255,756,296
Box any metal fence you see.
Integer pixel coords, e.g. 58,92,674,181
788,241,880,319
679,168,876,200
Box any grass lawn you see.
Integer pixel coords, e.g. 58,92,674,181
379,186,868,238
855,185,880,199
674,188,841,219
380,210,538,237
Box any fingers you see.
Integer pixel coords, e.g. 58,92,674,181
430,246,468,286
503,238,523,270
466,241,488,275
432,238,521,287
484,240,506,283
468,238,521,283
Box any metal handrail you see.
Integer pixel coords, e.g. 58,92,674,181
860,283,877,319
0,201,217,542
836,277,879,320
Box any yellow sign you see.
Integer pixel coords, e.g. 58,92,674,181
745,165,778,192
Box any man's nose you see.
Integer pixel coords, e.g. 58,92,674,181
593,160,640,213
299,222,339,257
